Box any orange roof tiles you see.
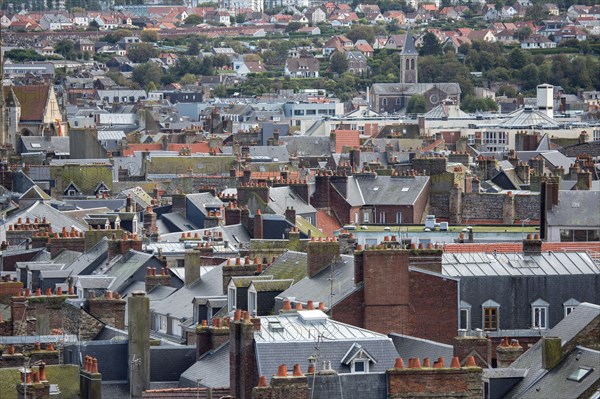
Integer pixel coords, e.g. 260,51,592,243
317,210,342,237
333,130,360,153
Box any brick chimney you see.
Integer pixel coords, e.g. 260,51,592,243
196,318,229,359
307,237,340,278
17,364,51,399
284,207,296,225
496,337,524,368
576,169,592,190
253,209,263,239
126,194,134,213
230,311,258,399
330,171,348,198
386,356,482,398
252,364,308,399
88,290,126,330
289,180,310,206
241,206,251,234
47,228,86,258
523,234,542,256
222,257,262,294
515,162,530,185
311,170,331,209
225,202,242,225
145,265,171,292
407,243,443,273
171,193,187,212
79,357,102,399
107,233,143,261
349,147,361,171
143,206,157,235
453,330,492,368
204,210,222,228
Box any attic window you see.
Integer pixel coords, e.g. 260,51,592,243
567,367,593,382
31,143,41,148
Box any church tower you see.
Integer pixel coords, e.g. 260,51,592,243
0,34,6,147
400,27,418,84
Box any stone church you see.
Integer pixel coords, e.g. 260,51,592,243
370,28,461,114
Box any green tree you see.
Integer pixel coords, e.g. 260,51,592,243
83,50,91,61
508,48,528,70
127,43,159,63
184,14,204,25
235,14,246,24
330,51,349,75
132,62,163,88
188,39,200,56
285,22,304,32
54,39,76,60
87,20,100,30
419,32,442,56
515,26,531,41
346,25,376,43
213,85,227,97
140,30,159,42
407,95,427,114
102,29,132,43
179,73,197,85
524,3,548,23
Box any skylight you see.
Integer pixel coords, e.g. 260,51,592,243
567,367,593,382
401,187,410,192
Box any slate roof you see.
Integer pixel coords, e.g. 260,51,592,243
255,311,399,382
503,303,600,399
276,254,355,307
21,136,70,155
150,266,224,320
104,250,155,292
179,342,230,388
1,201,87,242
267,186,316,216
402,27,418,55
389,333,454,362
333,175,430,206
280,136,331,157
231,275,273,288
546,190,600,228
74,275,115,289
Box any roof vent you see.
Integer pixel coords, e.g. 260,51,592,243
297,309,328,324
268,320,284,332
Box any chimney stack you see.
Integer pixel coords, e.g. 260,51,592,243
496,337,524,368
128,292,150,399
541,336,562,370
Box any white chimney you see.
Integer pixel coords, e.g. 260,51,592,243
537,83,554,119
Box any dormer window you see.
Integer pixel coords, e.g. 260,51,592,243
341,343,376,374
531,298,549,329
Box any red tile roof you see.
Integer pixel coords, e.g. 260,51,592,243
317,210,342,236
334,129,360,153
443,242,600,253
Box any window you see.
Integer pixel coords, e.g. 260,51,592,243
532,299,549,329
460,301,471,331
564,298,580,317
382,98,388,106
484,307,498,330
567,367,593,382
156,314,167,333
593,129,600,142
396,212,402,224
248,290,257,316
363,212,369,223
228,287,236,312
379,212,386,224
352,360,368,373
482,300,500,330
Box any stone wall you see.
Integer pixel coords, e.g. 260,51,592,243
429,193,450,219
514,194,540,221
462,193,504,221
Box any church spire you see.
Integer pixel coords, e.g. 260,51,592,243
399,27,419,84
0,33,5,146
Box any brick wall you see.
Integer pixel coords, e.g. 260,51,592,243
331,289,364,328
230,316,258,399
408,269,457,344
252,375,308,399
453,336,492,368
387,367,482,399
0,281,23,304
412,157,448,176
62,302,105,341
307,240,340,278
12,293,78,336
